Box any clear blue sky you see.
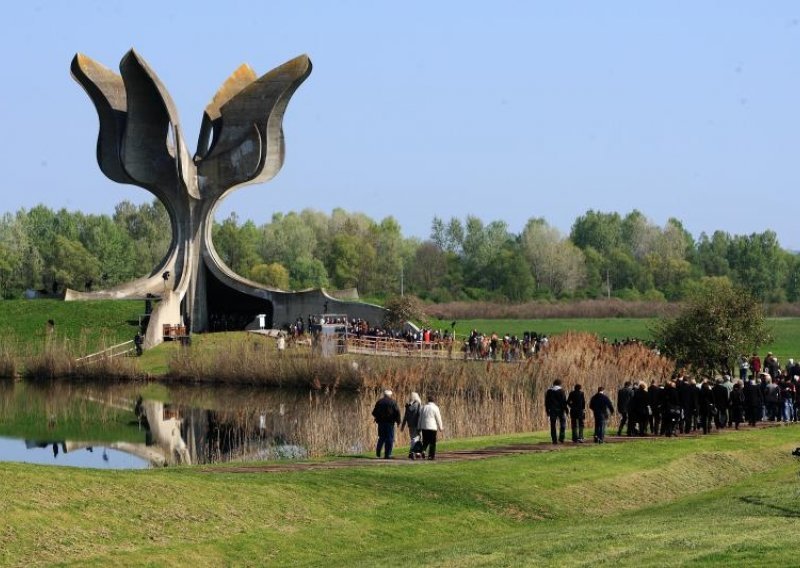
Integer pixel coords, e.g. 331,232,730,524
2,1,799,249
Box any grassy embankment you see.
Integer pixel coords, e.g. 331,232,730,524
2,426,799,566
0,299,142,353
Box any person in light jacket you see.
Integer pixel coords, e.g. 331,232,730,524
417,395,444,460
400,392,423,459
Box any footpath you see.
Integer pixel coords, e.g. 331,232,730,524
200,422,790,474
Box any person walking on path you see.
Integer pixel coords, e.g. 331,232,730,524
743,377,763,427
698,380,715,434
589,386,615,443
371,389,401,459
567,384,586,443
628,381,650,436
400,392,423,459
617,381,635,436
545,379,569,444
417,395,444,460
730,381,745,430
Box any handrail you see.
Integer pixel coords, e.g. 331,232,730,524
75,340,136,364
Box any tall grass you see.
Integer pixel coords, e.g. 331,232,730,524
0,349,16,379
166,333,673,454
9,333,142,381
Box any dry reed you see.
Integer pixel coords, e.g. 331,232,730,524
165,333,674,455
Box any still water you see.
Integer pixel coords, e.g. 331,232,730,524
0,380,370,469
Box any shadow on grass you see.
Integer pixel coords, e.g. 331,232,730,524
738,496,800,518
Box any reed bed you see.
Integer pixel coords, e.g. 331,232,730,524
3,333,143,381
0,345,17,378
164,333,674,455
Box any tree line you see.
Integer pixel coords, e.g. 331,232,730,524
0,201,798,303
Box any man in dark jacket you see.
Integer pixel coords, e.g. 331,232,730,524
617,381,635,436
567,384,586,443
712,378,730,429
677,377,697,434
589,386,615,443
649,380,662,435
545,379,568,444
371,389,401,459
743,378,763,426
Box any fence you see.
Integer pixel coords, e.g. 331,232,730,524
345,336,457,359
74,340,135,366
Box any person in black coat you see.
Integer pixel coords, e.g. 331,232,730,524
589,386,615,443
371,389,401,459
743,378,764,426
649,380,663,435
545,379,569,444
730,382,745,429
697,380,715,434
712,378,730,429
661,381,681,437
677,377,697,434
617,381,635,436
567,384,586,443
628,381,650,436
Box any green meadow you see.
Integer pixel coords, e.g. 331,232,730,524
440,317,800,360
1,426,799,566
0,300,797,371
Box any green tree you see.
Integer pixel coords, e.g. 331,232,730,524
328,233,362,289
653,277,772,377
50,235,101,292
570,210,623,256
290,256,329,290
520,218,585,296
249,263,290,289
212,213,262,276
409,241,447,295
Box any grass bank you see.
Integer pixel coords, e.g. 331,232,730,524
1,425,798,566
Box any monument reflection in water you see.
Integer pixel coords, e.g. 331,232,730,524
0,381,369,469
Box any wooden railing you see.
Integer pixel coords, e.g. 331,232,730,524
75,340,136,365
345,336,457,359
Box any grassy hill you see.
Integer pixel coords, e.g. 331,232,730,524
0,299,142,354
1,426,798,566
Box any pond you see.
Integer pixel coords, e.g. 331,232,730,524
0,379,540,469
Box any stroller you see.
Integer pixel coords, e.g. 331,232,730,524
409,434,425,460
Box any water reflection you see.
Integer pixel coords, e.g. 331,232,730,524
0,381,363,468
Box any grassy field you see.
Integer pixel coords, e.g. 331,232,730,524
0,299,796,369
1,425,799,566
0,299,142,354
438,317,800,360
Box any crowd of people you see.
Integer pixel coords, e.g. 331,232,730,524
462,330,549,361
545,364,800,445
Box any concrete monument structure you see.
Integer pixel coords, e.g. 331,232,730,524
68,50,385,347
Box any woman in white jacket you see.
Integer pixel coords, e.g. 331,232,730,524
417,396,444,460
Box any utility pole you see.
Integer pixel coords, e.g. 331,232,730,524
606,268,611,299
400,263,404,297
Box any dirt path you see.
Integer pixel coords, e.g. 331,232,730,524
200,422,791,474
199,436,652,474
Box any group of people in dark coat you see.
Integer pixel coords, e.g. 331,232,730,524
546,371,799,445
546,379,615,444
